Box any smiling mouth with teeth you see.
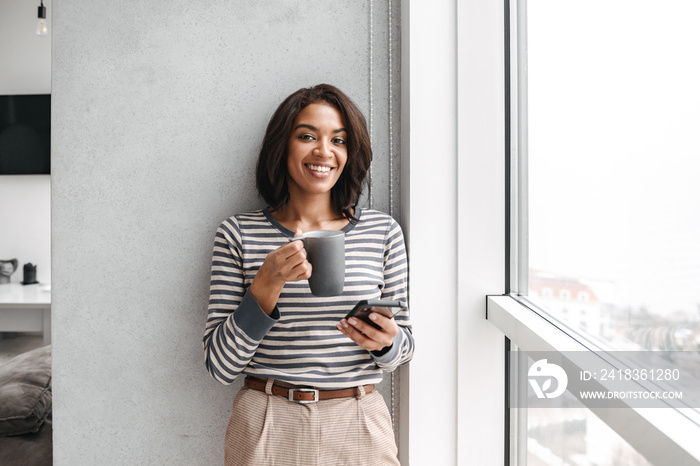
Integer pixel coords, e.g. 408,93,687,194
307,164,333,173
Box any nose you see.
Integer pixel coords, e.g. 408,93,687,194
313,139,332,158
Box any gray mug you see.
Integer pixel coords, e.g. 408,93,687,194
291,230,345,297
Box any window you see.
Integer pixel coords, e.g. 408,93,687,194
525,0,700,355
489,0,700,464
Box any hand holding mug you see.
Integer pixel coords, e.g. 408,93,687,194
250,228,312,314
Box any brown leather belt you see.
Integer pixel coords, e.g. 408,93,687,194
244,376,374,404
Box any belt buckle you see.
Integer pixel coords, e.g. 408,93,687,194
288,388,319,404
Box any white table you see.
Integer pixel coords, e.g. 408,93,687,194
0,283,51,345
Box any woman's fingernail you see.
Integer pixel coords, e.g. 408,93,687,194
369,313,377,320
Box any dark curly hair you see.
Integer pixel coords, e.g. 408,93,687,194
255,84,372,221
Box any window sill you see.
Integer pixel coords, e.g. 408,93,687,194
487,295,700,466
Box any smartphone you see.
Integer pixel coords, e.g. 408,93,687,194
344,299,406,329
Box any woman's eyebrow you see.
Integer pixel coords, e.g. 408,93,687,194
294,124,317,131
293,123,347,133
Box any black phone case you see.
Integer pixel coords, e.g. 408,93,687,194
344,299,406,329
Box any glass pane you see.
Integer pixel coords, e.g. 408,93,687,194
526,1,700,355
520,1,700,463
526,404,653,466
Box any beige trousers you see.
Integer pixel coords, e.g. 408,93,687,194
224,381,399,465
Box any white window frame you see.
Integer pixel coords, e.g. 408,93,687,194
403,0,507,464
486,0,700,464
488,296,700,465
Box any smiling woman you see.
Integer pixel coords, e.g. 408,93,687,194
255,84,373,223
285,103,348,201
203,84,414,465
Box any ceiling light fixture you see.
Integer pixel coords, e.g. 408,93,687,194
36,0,48,36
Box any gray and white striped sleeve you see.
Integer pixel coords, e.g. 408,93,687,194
202,217,279,385
372,218,415,371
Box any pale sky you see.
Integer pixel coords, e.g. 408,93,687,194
527,0,700,317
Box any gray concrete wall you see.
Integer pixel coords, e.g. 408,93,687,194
51,0,402,463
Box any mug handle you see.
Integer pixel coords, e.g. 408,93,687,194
289,236,307,247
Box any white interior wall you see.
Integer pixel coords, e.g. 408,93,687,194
0,176,51,284
0,0,52,284
456,0,507,463
402,0,459,463
0,0,52,94
404,0,506,464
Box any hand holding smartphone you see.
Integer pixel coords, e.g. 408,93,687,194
344,299,406,329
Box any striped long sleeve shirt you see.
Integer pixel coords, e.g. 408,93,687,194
203,207,414,389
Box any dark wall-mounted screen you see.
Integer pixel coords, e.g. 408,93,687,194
0,94,51,175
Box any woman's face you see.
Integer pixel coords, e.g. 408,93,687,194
286,102,348,199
